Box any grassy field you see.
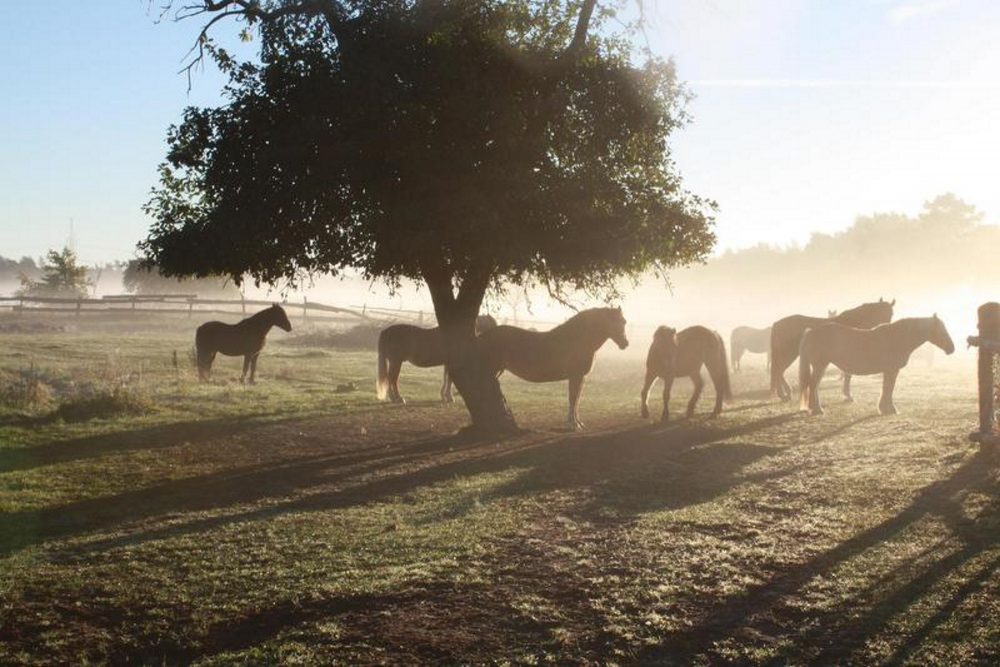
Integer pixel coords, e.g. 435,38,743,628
1,315,998,665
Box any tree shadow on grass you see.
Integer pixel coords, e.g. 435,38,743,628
0,411,808,558
634,448,1000,665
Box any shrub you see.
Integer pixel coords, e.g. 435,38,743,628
0,370,54,411
55,384,153,422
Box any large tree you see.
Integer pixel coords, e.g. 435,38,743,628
141,0,715,433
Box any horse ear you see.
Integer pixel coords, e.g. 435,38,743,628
891,298,896,306
879,297,884,302
933,312,938,320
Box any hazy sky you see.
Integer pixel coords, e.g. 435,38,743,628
2,0,998,264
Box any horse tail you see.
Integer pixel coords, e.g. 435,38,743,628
376,330,389,400
769,328,781,396
798,329,812,412
716,332,733,401
730,330,739,371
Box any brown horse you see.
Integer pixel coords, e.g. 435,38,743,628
799,315,954,415
195,304,292,383
641,326,732,422
730,325,771,371
770,298,894,401
376,314,497,404
477,307,628,430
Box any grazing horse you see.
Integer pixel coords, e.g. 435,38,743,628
477,307,629,430
799,315,954,416
730,326,771,371
642,326,732,422
195,304,292,383
376,315,497,404
770,299,894,401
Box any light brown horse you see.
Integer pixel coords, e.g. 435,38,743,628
799,315,954,416
477,307,629,430
376,315,497,404
771,299,894,401
730,325,771,372
641,326,732,422
195,304,292,384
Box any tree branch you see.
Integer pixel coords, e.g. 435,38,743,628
565,0,598,58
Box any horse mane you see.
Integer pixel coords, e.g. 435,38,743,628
245,304,282,325
653,325,675,340
835,300,890,322
549,307,615,334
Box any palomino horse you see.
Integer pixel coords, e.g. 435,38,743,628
195,304,292,383
477,307,629,430
641,326,732,422
730,326,771,371
771,299,894,401
799,315,954,415
376,315,497,404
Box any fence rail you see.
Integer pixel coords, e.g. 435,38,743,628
0,294,431,325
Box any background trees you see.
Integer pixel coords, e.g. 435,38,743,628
141,0,716,431
17,247,90,298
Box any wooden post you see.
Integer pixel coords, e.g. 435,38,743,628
976,302,1000,445
188,299,194,318
303,296,308,321
241,295,246,315
76,297,82,317
131,295,136,311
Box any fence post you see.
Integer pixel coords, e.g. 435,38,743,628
976,302,1000,444
303,295,308,321
188,299,194,318
76,297,82,317
131,295,136,312
241,295,246,315
418,310,424,325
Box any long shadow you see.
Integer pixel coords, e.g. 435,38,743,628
634,449,1000,664
1,411,804,558
0,413,295,474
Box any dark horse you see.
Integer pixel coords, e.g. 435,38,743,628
196,304,292,383
799,315,954,415
641,326,732,422
477,307,629,430
770,298,894,401
730,325,771,372
376,315,497,404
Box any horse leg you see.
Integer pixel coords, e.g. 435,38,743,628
709,365,724,418
661,375,674,422
687,373,704,418
388,359,405,404
440,367,454,404
248,353,259,385
640,368,657,419
241,355,251,384
810,362,829,415
568,374,585,430
842,373,854,403
879,369,900,415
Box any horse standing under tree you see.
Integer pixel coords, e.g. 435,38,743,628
730,325,771,372
476,307,629,430
195,304,293,383
799,315,954,415
376,315,497,404
641,325,732,422
770,298,894,401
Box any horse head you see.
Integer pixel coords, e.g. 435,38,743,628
929,313,955,354
845,298,894,328
607,307,629,350
271,304,293,332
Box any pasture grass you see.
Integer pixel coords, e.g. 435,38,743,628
0,316,998,664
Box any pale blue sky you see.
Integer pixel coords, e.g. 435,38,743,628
2,0,999,264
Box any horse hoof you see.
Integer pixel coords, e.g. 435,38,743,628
641,407,650,419
811,408,824,416
710,410,721,418
880,406,898,416
843,396,855,404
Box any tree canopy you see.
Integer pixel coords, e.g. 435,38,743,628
17,247,90,298
141,0,714,310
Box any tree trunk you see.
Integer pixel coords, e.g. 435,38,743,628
440,313,518,436
423,267,518,436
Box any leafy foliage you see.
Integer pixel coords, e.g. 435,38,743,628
17,247,90,298
141,0,715,299
122,259,239,297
